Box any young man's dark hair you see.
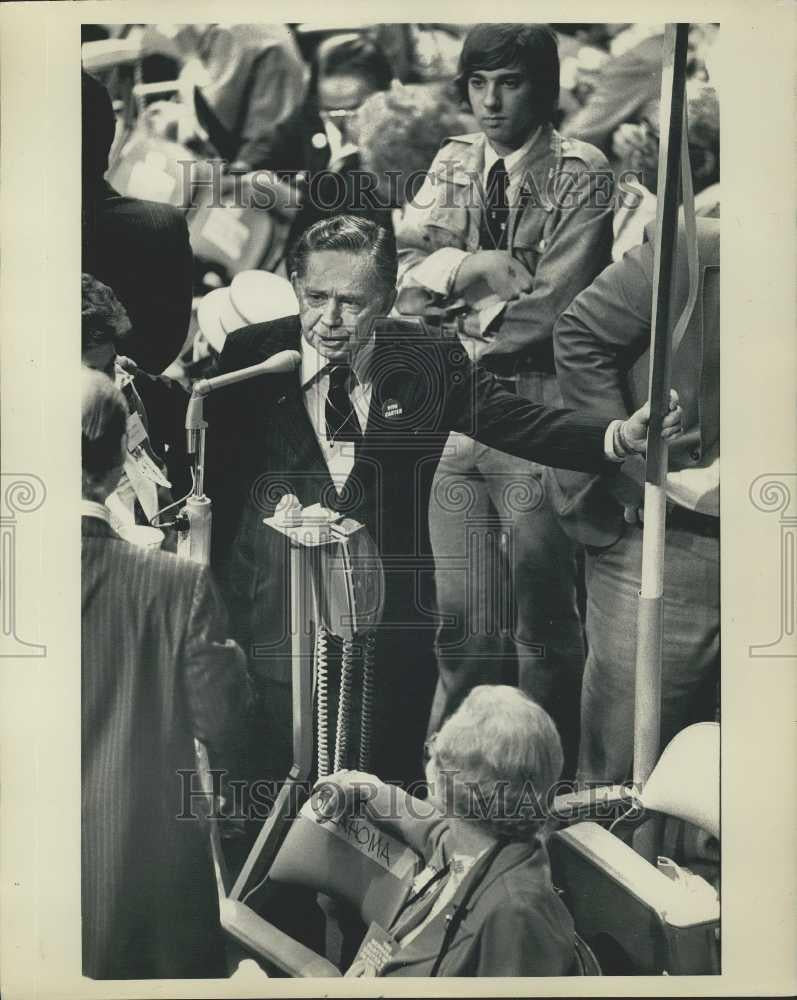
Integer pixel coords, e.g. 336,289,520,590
454,23,560,126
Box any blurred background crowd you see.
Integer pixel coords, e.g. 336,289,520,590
82,21,719,395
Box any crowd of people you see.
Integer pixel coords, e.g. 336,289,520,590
81,22,720,980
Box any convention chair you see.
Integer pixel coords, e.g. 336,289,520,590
212,795,602,978
218,797,423,977
548,723,721,975
188,171,299,286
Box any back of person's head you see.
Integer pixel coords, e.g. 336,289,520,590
639,82,719,192
82,273,132,353
432,685,564,841
358,83,473,206
81,367,127,499
82,71,116,187
454,23,560,125
82,273,132,375
316,33,393,93
685,81,719,187
288,215,397,292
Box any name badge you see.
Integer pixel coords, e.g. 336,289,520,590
382,399,403,419
126,411,148,451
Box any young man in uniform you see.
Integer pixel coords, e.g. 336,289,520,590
394,24,614,766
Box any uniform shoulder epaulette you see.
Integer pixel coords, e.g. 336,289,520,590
437,132,479,154
559,135,611,171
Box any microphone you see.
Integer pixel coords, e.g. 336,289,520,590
192,349,302,398
177,350,301,565
186,349,301,451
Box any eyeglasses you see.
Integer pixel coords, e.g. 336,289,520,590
320,108,360,123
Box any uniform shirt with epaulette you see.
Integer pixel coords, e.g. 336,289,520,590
394,124,614,366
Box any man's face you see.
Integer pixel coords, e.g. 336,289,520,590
467,65,538,155
318,73,375,147
291,250,396,363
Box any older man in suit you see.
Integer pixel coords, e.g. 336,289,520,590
81,368,250,979
205,214,682,791
551,217,720,785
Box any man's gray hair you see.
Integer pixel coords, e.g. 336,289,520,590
432,685,564,841
288,215,398,293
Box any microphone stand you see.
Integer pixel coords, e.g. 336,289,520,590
176,350,302,564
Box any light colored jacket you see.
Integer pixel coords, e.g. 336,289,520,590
395,126,613,363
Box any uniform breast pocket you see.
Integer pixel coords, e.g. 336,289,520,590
511,207,551,277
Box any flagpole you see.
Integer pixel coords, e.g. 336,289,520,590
632,23,690,861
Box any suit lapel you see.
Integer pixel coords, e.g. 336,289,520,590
269,380,328,474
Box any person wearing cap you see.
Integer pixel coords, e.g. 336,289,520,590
204,214,682,792
393,24,614,771
81,367,250,979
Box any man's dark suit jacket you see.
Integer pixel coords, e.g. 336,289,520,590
206,316,612,785
83,181,195,491
551,217,720,547
83,182,193,376
81,515,249,979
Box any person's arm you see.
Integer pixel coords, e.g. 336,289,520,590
234,45,307,171
394,152,471,306
314,771,445,861
182,565,252,755
394,161,533,311
486,160,614,355
554,241,654,416
560,36,664,151
443,345,680,472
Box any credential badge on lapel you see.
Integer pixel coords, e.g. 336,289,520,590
382,399,403,420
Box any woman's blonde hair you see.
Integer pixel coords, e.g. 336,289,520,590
431,685,563,841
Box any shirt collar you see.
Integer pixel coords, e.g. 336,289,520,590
81,499,112,525
300,335,375,390
483,125,543,183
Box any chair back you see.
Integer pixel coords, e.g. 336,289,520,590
269,799,422,929
639,722,720,838
549,820,720,974
107,132,199,207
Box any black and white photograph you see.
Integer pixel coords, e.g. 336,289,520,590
1,4,795,998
